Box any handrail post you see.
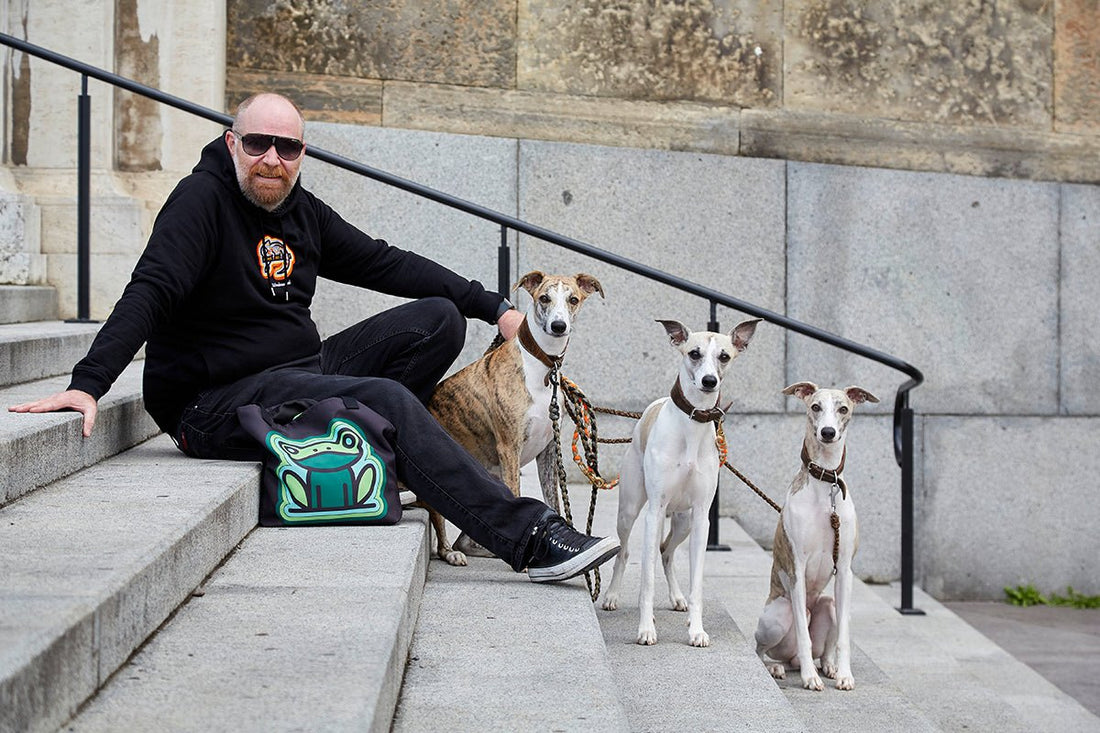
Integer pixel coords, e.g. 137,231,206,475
707,301,730,551
897,396,923,614
68,74,94,323
497,225,510,296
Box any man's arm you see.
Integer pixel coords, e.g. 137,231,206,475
7,174,218,437
8,389,98,437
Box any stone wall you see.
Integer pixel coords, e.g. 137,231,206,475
226,0,1100,184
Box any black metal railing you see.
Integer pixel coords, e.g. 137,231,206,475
0,32,925,613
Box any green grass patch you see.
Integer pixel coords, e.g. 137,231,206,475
1005,584,1100,609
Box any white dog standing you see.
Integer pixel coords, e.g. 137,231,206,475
601,318,760,647
755,381,878,690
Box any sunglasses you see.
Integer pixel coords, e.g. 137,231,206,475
232,129,304,161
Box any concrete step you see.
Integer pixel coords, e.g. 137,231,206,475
0,435,259,733
393,551,631,732
711,516,1100,732
0,320,101,387
585,487,935,731
577,468,1100,733
0,361,159,507
64,513,430,733
0,286,58,325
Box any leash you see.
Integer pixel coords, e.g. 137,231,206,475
803,445,847,575
548,365,602,602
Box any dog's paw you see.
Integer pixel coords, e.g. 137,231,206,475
636,627,658,645
601,595,619,611
767,663,786,680
820,660,838,679
689,630,710,648
454,533,494,558
802,673,825,691
443,549,468,567
836,675,855,691
669,595,688,612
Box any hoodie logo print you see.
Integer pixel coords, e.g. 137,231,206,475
257,235,295,299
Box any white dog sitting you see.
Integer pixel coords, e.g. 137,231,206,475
754,381,878,690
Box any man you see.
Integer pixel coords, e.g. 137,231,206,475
9,92,619,583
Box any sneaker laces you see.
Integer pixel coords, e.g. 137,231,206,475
528,516,583,563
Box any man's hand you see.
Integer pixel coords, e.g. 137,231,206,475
497,308,524,341
8,389,99,438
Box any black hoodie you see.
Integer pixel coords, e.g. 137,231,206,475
68,136,504,433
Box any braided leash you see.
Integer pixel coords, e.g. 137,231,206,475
547,366,604,601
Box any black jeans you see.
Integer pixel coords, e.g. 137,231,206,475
174,297,548,571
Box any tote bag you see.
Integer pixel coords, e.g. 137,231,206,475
237,396,401,526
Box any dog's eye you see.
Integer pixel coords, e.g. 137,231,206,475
718,352,731,363
811,403,822,412
688,349,702,360
839,406,849,414
568,296,579,305
539,294,551,304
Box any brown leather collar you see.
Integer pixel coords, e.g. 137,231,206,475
670,377,725,423
801,443,848,500
518,317,563,385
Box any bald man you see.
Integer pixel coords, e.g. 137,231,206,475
10,93,618,583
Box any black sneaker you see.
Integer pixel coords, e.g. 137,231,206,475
526,511,620,583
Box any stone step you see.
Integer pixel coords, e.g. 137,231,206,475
712,516,1100,732
64,513,430,733
577,470,1100,732
0,286,58,325
0,361,159,507
393,551,631,732
0,435,259,733
0,320,101,388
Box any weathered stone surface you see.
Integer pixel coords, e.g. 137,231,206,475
0,192,43,285
518,0,781,106
786,0,1053,128
227,0,515,88
742,108,1100,183
1054,0,1100,133
920,416,1100,599
114,0,163,172
226,69,383,125
516,140,787,416
1060,183,1100,415
384,81,740,154
786,161,1060,416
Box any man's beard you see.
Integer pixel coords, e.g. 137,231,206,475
235,158,298,211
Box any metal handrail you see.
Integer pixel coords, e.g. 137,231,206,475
0,32,925,613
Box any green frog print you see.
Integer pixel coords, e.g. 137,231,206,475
265,417,388,523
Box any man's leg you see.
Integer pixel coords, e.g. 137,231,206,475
320,297,464,403
176,366,617,577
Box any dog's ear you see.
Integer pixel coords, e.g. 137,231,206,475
782,382,818,401
513,270,545,296
657,319,690,346
574,273,605,299
844,386,879,404
730,318,762,352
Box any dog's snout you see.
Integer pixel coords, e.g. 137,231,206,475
820,427,836,442
701,374,718,391
550,319,567,335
